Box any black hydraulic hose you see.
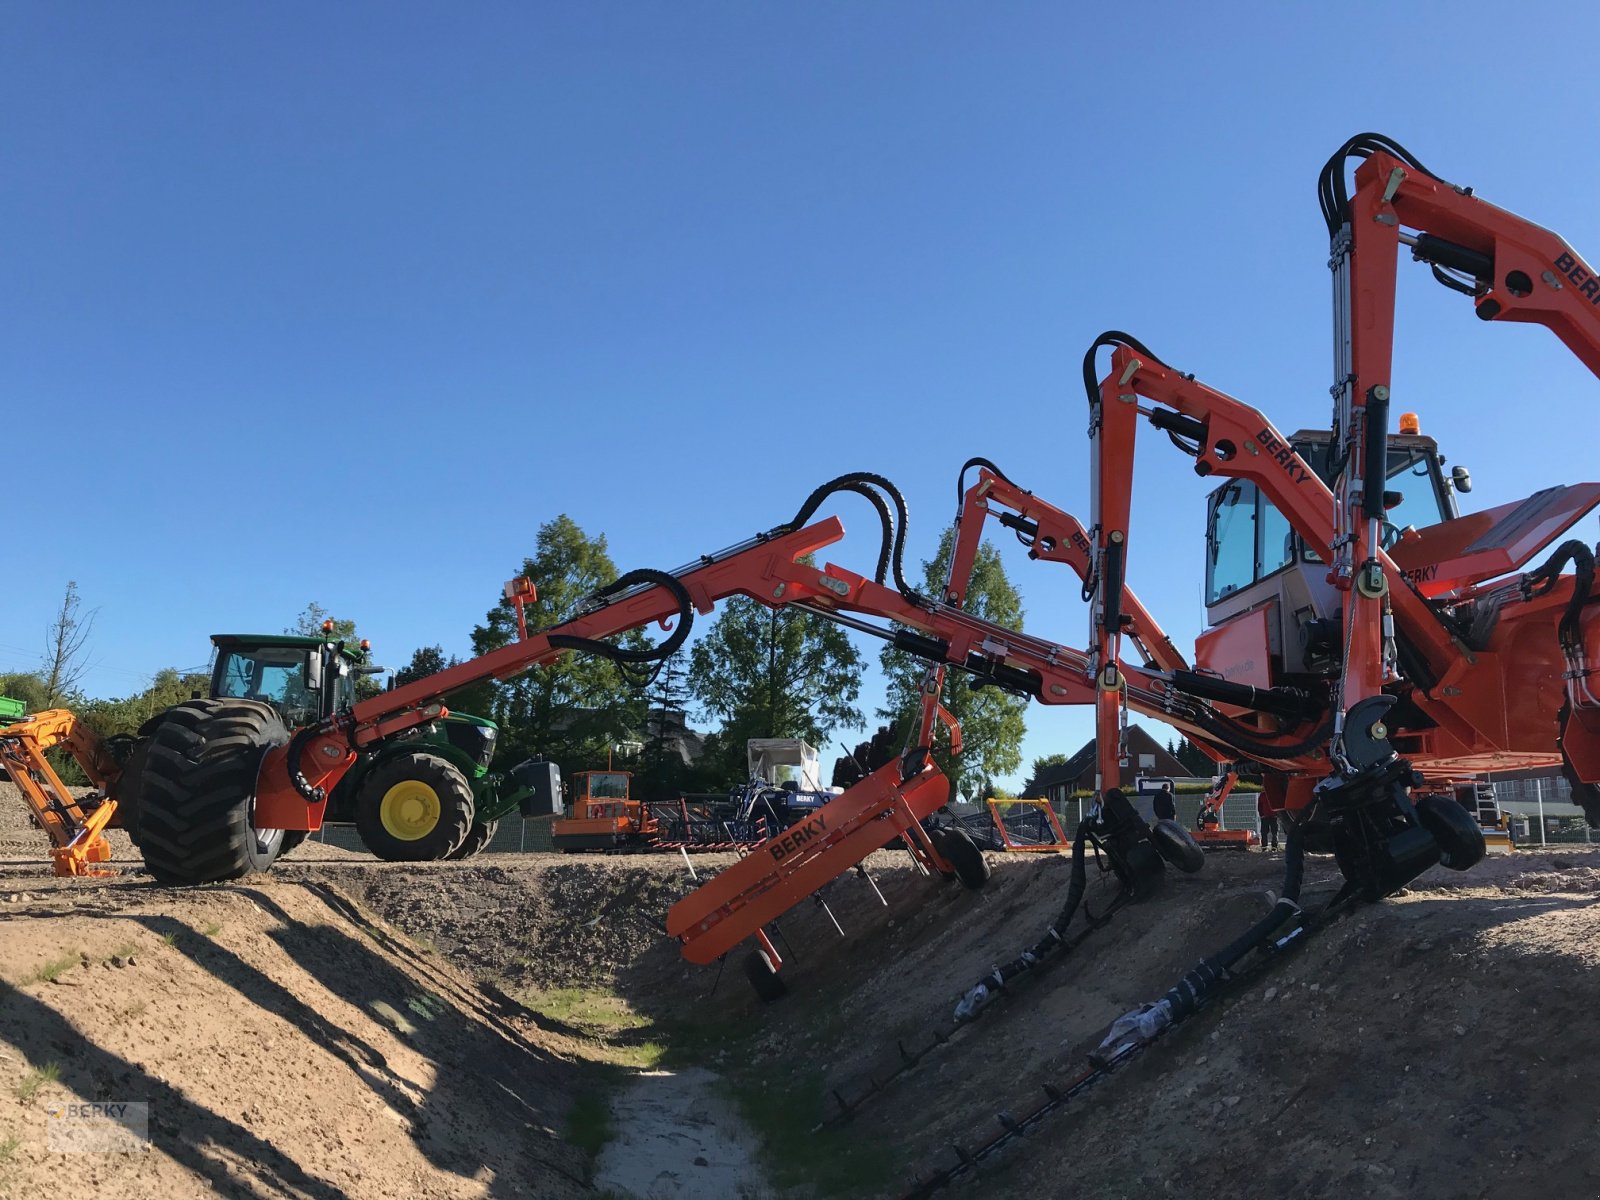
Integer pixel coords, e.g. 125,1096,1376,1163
1192,709,1334,764
1158,821,1305,1024
791,480,895,586
953,823,1091,1021
1318,133,1445,236
1521,538,1595,653
286,725,329,803
787,471,922,602
1082,331,1168,410
956,456,1016,504
548,568,694,664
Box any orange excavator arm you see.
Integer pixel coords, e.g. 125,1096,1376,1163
0,709,121,876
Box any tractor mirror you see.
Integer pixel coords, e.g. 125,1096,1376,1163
1451,465,1473,493
305,651,324,692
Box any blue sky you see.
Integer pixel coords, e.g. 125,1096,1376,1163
5,2,1598,787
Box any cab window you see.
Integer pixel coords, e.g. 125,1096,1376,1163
1206,482,1298,605
214,648,320,726
585,773,629,800
1206,482,1258,604
1384,448,1450,535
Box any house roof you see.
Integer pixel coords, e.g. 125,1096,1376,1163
1024,724,1198,795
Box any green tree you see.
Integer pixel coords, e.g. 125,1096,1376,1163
77,669,211,738
0,672,51,714
464,515,647,779
393,645,457,689
1173,735,1214,776
686,585,865,786
635,651,691,801
880,528,1027,800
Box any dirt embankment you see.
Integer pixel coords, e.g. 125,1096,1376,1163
0,871,591,1200
6,767,1600,1199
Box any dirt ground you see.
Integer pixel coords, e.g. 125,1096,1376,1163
5,777,1600,1198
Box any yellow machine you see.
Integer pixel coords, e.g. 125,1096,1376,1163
0,706,126,876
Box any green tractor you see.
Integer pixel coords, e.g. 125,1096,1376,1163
124,632,540,875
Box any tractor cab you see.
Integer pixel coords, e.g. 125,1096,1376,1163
1198,424,1464,686
210,633,374,727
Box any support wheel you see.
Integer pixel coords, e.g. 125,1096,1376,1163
1415,794,1486,871
933,827,991,891
355,753,474,862
1150,819,1206,873
743,948,788,1003
448,819,499,860
138,699,294,884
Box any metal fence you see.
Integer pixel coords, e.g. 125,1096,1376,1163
1487,775,1594,846
1051,794,1264,841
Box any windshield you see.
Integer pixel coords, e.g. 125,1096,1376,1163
1384,447,1449,535
1206,481,1258,604
584,772,629,801
214,648,320,726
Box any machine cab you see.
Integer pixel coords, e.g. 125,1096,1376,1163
572,770,633,820
1199,427,1460,684
210,634,366,727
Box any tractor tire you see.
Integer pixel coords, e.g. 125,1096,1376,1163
448,820,498,860
137,699,295,884
108,736,151,848
1150,819,1206,873
934,826,991,891
743,948,788,1003
1416,793,1486,871
354,752,474,862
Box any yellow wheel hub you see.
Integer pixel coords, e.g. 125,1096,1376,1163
379,780,442,841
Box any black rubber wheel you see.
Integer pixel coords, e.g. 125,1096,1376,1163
138,699,295,884
743,948,788,1003
1150,819,1206,873
1415,793,1486,871
935,826,991,891
354,752,475,862
448,819,498,860
108,736,151,849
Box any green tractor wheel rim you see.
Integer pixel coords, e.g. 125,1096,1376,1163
379,780,442,841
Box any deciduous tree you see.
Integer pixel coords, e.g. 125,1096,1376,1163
464,515,647,777
687,583,864,786
880,529,1027,800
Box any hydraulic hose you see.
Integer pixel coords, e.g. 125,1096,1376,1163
953,822,1091,1022
1151,821,1306,1027
1317,133,1445,236
786,471,923,603
956,456,1016,504
1082,331,1168,411
548,568,695,665
1521,538,1595,653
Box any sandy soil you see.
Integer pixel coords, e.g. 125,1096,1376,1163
7,771,1600,1199
594,1067,769,1199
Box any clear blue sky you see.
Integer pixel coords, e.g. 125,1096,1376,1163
5,2,1597,788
